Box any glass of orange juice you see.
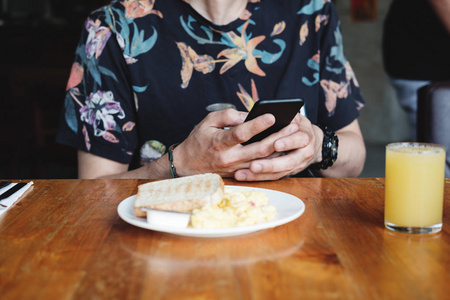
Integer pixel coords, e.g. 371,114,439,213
385,143,446,234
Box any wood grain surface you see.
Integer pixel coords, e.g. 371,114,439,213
0,178,449,300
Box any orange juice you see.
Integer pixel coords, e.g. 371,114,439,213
385,143,446,233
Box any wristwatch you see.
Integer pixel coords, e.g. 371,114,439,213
315,127,339,170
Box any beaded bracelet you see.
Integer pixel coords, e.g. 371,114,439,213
168,143,180,178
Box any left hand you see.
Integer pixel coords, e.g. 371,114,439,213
234,114,324,181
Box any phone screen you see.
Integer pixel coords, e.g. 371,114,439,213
242,98,304,145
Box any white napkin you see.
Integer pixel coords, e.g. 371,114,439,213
0,181,34,216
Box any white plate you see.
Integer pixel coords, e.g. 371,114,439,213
117,185,305,238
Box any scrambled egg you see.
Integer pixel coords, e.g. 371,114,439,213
190,188,277,229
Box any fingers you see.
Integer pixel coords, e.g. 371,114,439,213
273,130,310,153
193,109,318,180
273,114,315,153
233,137,316,181
222,113,276,146
254,149,311,173
234,154,305,181
207,109,300,148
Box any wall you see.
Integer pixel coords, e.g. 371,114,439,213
336,0,410,144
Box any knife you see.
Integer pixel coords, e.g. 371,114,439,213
0,182,27,201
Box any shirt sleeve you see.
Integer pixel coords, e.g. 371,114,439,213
56,8,138,164
316,2,365,132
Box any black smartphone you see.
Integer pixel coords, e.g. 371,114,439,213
242,98,305,145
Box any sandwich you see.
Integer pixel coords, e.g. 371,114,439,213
134,173,224,217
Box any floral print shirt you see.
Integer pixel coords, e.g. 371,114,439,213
57,0,364,169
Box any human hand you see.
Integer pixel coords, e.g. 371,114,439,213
234,114,324,181
173,108,299,178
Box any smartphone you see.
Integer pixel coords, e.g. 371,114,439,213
242,98,304,145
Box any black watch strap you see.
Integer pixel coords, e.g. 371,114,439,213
313,127,339,170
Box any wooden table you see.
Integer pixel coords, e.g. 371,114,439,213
1,178,449,299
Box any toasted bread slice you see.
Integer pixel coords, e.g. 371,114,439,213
134,173,224,217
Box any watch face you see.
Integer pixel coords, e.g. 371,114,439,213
331,133,338,162
331,146,338,162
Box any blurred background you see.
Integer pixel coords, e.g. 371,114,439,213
0,0,405,179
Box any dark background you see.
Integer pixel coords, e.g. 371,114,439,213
0,0,110,179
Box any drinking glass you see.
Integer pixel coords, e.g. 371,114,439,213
205,103,236,112
205,103,236,130
385,143,446,234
